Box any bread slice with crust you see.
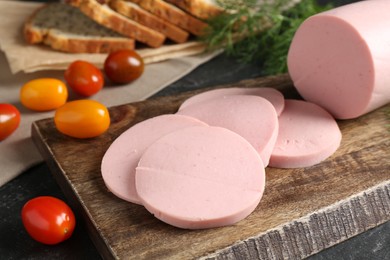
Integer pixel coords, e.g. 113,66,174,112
24,3,135,53
164,0,223,20
109,0,189,43
67,0,166,48
128,0,208,36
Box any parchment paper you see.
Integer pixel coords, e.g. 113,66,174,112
0,0,220,187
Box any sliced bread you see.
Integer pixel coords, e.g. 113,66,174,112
128,0,208,36
109,0,189,43
164,0,223,20
24,3,135,53
67,0,166,48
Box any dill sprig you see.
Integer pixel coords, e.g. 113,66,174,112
203,0,334,75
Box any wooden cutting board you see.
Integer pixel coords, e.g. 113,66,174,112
31,74,390,260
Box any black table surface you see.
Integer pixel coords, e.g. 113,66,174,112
1,53,390,259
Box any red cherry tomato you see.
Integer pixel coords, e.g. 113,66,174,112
21,196,76,245
54,99,110,138
64,60,104,97
104,49,144,84
20,78,68,111
0,103,21,141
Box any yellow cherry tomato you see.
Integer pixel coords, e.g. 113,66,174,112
20,78,68,111
54,100,110,138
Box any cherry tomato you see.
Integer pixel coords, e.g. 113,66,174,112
54,99,110,138
20,78,68,111
0,104,21,141
104,49,144,84
64,60,104,97
21,196,76,245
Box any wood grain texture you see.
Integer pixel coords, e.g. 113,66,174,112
31,74,390,260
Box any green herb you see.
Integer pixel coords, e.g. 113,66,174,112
203,0,334,75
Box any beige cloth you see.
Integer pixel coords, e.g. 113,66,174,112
0,1,220,186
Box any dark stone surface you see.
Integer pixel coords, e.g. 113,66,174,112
1,53,389,259
0,163,101,260
2,0,389,258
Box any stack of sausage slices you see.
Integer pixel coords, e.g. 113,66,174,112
101,88,342,229
23,0,224,53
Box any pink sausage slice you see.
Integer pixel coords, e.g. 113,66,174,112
136,126,265,229
269,100,342,168
288,0,390,119
179,87,285,115
177,95,278,166
101,114,207,204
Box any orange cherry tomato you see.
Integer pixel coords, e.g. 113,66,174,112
104,49,144,84
64,60,104,97
20,78,68,111
21,196,76,245
54,100,110,138
0,103,21,141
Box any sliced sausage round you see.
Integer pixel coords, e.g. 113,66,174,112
177,95,279,166
101,114,208,204
269,100,342,168
136,126,265,229
179,87,285,116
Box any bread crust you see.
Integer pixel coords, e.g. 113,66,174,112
69,0,166,47
165,0,223,20
44,32,135,53
110,0,189,43
23,4,47,44
129,0,208,36
23,3,135,53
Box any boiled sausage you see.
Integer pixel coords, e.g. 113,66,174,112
269,100,342,168
177,95,279,166
179,87,285,116
136,126,265,229
288,0,390,119
101,114,207,204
